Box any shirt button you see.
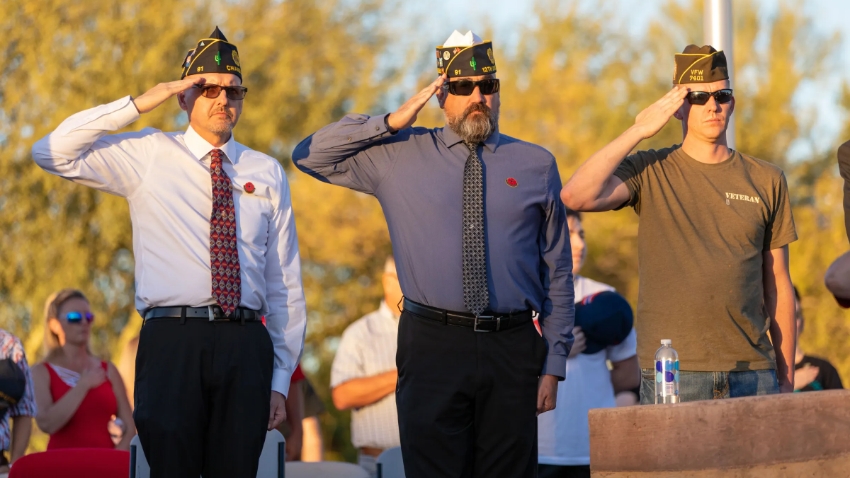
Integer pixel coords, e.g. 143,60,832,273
376,126,380,131
347,137,352,142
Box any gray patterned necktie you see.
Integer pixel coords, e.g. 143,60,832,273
462,141,489,316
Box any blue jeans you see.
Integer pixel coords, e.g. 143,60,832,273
639,369,779,404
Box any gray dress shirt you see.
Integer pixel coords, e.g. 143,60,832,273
292,114,574,376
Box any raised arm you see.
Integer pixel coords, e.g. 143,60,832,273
561,86,688,211
291,76,445,194
838,140,850,243
31,78,200,197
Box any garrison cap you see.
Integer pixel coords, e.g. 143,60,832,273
673,44,728,84
436,30,497,78
181,27,242,81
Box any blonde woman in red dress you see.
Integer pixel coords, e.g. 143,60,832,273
31,289,135,450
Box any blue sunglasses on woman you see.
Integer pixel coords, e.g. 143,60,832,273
64,312,95,324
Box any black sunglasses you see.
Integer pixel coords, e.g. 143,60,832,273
443,78,500,96
194,84,248,100
686,89,733,106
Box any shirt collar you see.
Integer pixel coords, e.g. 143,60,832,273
440,125,501,153
378,301,400,322
184,125,239,164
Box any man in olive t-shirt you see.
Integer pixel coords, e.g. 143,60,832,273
561,45,798,401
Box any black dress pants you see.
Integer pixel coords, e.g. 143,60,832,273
134,319,274,478
396,310,548,478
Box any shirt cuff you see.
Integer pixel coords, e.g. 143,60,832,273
365,113,392,139
542,353,567,381
272,368,292,399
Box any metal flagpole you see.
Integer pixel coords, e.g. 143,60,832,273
704,0,735,149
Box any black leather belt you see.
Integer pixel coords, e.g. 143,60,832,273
402,298,532,332
143,306,261,323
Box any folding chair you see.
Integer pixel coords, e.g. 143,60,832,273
129,429,285,477
9,448,129,478
376,446,405,478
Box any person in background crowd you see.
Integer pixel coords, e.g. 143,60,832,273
825,140,850,307
562,45,797,400
31,289,135,450
280,365,306,461
0,329,36,475
299,378,325,462
330,257,401,478
793,287,844,392
278,368,325,462
537,209,639,478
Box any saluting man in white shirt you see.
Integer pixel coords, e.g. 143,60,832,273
31,27,306,478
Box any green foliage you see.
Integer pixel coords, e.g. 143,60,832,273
0,0,847,460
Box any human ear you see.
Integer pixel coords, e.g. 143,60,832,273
48,318,64,337
177,92,189,112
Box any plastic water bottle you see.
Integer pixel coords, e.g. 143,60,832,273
655,339,679,404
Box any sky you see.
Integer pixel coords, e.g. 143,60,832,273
393,0,850,161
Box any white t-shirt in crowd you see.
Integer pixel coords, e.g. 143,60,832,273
537,275,638,466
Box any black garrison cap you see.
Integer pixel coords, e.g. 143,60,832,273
181,27,242,80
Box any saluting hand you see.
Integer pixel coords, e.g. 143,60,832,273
633,86,688,140
386,75,447,132
132,77,204,114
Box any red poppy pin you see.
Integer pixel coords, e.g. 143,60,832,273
244,182,255,194
506,177,518,188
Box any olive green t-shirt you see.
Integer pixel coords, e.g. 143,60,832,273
614,145,797,371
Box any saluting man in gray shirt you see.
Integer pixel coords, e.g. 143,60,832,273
293,31,574,478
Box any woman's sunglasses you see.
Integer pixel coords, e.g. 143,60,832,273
443,79,500,96
64,312,95,324
193,84,248,100
686,89,733,106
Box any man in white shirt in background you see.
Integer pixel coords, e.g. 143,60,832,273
31,27,306,478
537,209,640,478
331,257,402,478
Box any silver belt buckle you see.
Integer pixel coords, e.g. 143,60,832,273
208,305,215,322
473,315,496,332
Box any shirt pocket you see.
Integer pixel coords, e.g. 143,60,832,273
234,182,273,252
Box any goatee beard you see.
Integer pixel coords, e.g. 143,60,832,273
447,103,498,144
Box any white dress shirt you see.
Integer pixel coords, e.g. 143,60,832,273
31,96,306,396
330,301,400,450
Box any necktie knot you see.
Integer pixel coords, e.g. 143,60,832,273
210,149,224,168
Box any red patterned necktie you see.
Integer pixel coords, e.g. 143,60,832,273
209,149,241,316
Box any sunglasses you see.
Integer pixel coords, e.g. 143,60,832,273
193,84,248,100
443,78,500,96
686,89,733,106
65,312,95,324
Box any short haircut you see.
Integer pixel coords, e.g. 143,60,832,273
793,285,801,302
565,208,581,221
